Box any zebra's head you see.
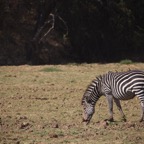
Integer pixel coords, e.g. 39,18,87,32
81,96,95,125
81,77,102,125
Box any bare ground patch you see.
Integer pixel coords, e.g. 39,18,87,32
0,63,144,144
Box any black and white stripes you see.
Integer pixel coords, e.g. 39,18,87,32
82,70,144,124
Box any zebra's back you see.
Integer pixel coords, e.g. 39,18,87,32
107,70,144,100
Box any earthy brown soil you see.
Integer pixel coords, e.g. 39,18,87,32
1,63,144,144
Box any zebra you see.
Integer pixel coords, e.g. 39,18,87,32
81,70,144,124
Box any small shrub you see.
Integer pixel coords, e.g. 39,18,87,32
120,59,133,64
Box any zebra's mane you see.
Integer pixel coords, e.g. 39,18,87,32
81,75,102,104
87,75,102,92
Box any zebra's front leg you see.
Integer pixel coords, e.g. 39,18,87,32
106,95,114,122
113,98,126,122
140,102,144,122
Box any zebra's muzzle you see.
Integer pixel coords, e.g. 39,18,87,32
82,113,93,125
82,118,90,125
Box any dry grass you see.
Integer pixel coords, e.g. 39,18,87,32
1,63,144,144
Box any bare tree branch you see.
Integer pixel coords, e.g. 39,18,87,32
39,13,55,43
33,11,69,44
57,15,68,37
33,13,55,42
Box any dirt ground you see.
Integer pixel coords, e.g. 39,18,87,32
0,63,144,144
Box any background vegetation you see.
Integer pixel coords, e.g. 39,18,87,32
0,0,144,65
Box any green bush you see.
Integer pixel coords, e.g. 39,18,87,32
120,59,133,64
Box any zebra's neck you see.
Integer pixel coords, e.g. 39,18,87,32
83,76,102,104
101,72,114,90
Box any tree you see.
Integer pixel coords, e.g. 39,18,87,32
0,0,144,65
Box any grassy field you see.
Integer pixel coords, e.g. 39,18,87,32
0,63,144,144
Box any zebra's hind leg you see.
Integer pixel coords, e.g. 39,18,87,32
139,102,144,122
113,98,126,122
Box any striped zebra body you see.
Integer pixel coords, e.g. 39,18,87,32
102,70,144,100
82,70,144,124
